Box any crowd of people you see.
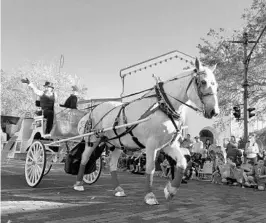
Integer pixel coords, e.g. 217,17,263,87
183,133,266,191
118,133,266,191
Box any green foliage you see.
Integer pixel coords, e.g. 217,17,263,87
1,59,88,116
198,0,266,116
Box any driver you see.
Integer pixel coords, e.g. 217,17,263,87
21,78,57,134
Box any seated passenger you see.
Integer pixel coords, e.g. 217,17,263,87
60,85,78,109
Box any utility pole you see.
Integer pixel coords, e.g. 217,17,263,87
230,32,256,144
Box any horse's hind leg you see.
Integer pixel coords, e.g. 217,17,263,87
163,143,187,200
109,148,126,197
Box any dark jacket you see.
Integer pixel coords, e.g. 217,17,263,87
226,142,242,163
40,93,55,110
63,95,77,109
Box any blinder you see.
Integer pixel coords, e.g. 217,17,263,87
186,70,215,104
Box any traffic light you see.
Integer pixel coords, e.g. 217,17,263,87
248,108,256,118
233,106,241,119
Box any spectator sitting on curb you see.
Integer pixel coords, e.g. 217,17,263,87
225,136,242,165
191,136,203,154
246,159,266,190
160,158,171,178
180,134,193,152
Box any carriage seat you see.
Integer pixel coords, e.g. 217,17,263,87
35,100,43,116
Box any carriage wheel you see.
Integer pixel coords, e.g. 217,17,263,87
43,163,52,176
25,140,46,187
83,156,102,185
43,149,55,176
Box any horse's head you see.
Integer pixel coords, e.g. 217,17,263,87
186,58,219,119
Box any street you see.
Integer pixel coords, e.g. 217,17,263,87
1,160,266,223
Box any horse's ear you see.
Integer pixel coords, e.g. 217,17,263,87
195,58,202,71
210,64,217,72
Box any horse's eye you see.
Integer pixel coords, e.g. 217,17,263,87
201,80,207,85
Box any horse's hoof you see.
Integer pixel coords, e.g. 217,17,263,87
164,182,177,201
114,186,126,197
144,192,159,205
115,191,126,197
73,185,84,191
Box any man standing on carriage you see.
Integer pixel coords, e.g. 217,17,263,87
21,78,56,134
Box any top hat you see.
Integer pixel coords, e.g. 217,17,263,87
72,85,78,91
43,81,54,88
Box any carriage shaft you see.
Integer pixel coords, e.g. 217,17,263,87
46,117,151,146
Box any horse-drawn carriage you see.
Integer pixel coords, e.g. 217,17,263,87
23,99,149,188
23,105,101,187
4,51,219,205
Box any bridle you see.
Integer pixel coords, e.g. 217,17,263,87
156,69,217,119
184,69,216,114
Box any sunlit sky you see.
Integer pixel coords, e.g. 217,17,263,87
2,0,252,99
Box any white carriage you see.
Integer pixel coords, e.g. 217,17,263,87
3,98,149,188
23,104,105,187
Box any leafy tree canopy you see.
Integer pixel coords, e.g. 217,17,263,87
198,0,266,118
1,59,88,116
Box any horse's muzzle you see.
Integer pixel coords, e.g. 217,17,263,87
205,108,219,119
210,109,219,118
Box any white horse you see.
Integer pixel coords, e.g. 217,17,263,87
75,58,219,205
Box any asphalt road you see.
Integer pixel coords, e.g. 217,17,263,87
1,159,266,223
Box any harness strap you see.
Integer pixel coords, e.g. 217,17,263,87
155,83,180,120
122,108,145,149
157,82,176,113
112,104,127,148
108,102,160,145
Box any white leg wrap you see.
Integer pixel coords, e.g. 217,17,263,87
114,186,126,197
164,181,178,201
144,192,159,205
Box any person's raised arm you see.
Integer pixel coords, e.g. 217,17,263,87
21,78,43,96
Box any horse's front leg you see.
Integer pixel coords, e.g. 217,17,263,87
74,138,101,191
163,144,187,200
109,148,126,197
144,146,158,205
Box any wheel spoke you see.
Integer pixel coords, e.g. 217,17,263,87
27,155,34,162
37,155,44,163
27,166,33,176
29,149,34,159
33,166,37,182
29,168,34,183
36,165,42,175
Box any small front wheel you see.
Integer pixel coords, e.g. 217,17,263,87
25,140,46,187
83,156,102,185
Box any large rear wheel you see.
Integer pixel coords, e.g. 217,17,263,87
25,140,46,187
83,156,102,185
